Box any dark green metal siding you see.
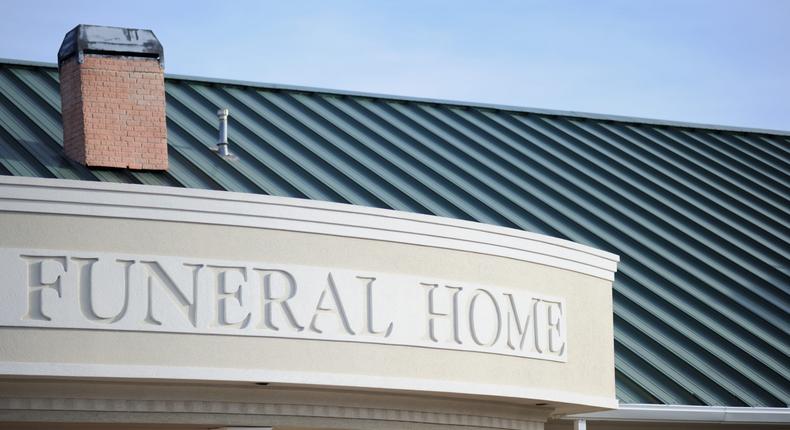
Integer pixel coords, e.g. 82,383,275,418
0,60,787,407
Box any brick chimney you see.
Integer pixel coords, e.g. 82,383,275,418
58,25,168,170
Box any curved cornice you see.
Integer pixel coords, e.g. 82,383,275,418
0,396,542,430
0,176,619,280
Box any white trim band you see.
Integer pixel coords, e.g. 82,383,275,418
568,403,790,424
0,176,619,281
0,397,536,430
0,361,619,411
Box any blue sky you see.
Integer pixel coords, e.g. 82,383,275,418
2,0,789,131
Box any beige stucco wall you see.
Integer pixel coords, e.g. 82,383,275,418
0,210,615,416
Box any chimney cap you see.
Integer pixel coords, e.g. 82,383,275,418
58,24,164,66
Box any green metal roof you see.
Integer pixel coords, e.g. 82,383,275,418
0,58,787,408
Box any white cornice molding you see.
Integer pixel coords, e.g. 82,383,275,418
0,395,542,430
0,176,619,281
0,362,620,411
567,403,790,424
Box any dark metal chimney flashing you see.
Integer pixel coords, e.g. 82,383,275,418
57,24,164,67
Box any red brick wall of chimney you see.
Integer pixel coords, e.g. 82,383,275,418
60,55,168,170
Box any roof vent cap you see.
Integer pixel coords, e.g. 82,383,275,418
213,108,237,160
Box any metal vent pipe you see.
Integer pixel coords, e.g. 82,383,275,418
217,108,230,156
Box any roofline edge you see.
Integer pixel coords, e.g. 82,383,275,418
2,56,788,137
565,403,790,424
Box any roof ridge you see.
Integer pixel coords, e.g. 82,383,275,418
2,56,788,137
